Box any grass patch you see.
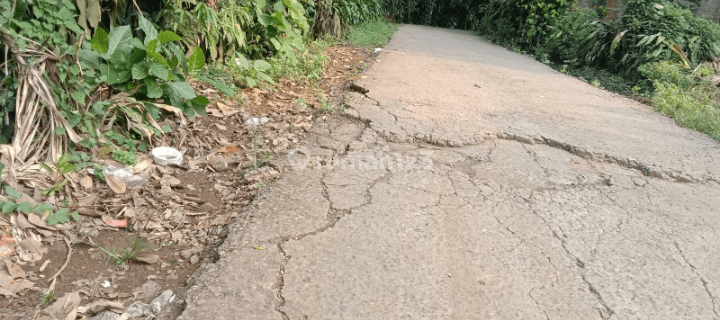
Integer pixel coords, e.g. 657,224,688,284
640,61,720,140
346,19,398,48
96,235,149,267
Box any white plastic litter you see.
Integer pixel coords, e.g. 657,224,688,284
244,116,268,126
374,48,383,53
152,147,183,166
101,280,111,288
104,166,148,188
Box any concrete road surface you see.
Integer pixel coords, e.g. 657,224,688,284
178,25,720,320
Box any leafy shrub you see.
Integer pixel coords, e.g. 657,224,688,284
640,60,720,140
162,0,310,60
347,18,399,47
581,0,720,79
541,6,599,66
316,0,383,36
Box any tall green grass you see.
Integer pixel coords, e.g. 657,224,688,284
346,19,399,47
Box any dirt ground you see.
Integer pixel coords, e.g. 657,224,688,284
0,45,372,319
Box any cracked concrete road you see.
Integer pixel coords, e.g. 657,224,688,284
178,25,720,320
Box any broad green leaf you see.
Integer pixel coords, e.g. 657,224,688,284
48,209,69,225
107,66,131,85
16,202,34,214
106,25,132,56
168,43,188,74
158,31,181,44
235,54,250,69
71,90,86,104
258,72,274,83
146,39,158,54
246,77,257,88
253,60,272,71
1,201,16,214
144,79,163,98
258,13,272,27
169,57,179,70
79,49,101,69
191,102,207,116
138,15,158,43
132,63,149,80
132,37,146,50
35,203,53,214
146,40,170,67
71,211,80,221
191,95,209,106
166,81,197,100
128,50,146,64
148,61,169,81
91,27,109,53
5,186,21,200
55,127,67,136
188,47,205,72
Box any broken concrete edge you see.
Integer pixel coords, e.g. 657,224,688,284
342,92,720,185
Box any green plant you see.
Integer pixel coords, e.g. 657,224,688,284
591,79,602,88
542,6,599,67
40,291,54,305
228,55,275,88
316,0,383,36
43,179,68,197
580,0,720,79
0,185,74,225
96,234,149,267
46,208,80,225
632,85,641,96
250,132,271,169
346,18,398,47
640,60,720,140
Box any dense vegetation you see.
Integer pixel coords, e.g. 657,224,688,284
383,0,720,140
0,0,385,172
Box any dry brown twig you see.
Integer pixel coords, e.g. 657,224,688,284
46,235,72,295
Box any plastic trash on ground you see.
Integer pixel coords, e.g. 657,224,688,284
244,116,269,126
104,166,148,188
374,48,383,53
0,234,15,258
152,147,183,166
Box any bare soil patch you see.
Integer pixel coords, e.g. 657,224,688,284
0,45,370,319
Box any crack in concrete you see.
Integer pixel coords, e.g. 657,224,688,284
275,242,291,320
673,241,720,318
528,287,551,320
347,100,720,184
529,210,615,320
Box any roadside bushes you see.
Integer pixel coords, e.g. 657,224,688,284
315,0,384,37
0,0,386,172
580,0,720,79
640,61,720,139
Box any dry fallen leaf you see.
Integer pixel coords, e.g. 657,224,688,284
79,175,93,189
3,259,26,278
105,175,127,194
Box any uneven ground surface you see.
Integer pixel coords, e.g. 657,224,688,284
179,25,720,320
0,46,370,319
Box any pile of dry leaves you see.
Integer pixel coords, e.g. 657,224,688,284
0,45,370,319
